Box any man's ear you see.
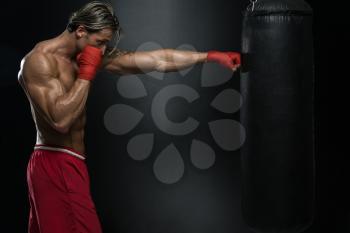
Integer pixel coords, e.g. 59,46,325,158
75,25,87,39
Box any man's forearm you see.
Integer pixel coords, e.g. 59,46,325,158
50,45,101,133
155,49,207,72
51,79,90,133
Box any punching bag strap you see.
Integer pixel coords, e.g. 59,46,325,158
247,0,258,12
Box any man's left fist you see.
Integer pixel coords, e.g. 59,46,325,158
77,45,103,81
206,51,241,71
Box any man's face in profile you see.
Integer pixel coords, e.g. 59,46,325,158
77,27,114,55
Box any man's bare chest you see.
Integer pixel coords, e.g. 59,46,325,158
56,58,79,91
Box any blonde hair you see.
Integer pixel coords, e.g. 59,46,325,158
67,1,121,55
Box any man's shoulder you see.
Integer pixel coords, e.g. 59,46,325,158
22,45,57,73
26,42,56,62
20,47,59,85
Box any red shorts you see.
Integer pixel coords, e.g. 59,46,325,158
27,144,102,233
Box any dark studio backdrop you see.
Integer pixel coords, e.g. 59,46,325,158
0,0,344,233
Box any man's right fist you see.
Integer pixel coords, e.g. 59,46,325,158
207,51,241,71
77,45,102,81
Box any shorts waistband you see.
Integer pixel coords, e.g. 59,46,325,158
34,144,86,160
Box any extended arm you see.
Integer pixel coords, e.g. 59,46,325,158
102,49,240,75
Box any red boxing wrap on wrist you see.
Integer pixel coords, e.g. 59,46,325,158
207,51,241,70
76,45,102,81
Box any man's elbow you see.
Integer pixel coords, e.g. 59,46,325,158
155,61,177,73
155,61,167,72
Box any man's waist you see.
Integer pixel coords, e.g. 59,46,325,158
34,144,86,160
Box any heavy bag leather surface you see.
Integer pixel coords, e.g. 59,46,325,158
240,0,315,232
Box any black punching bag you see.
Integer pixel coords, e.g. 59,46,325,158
240,0,315,232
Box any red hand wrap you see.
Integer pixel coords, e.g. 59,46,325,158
76,45,102,81
207,51,241,69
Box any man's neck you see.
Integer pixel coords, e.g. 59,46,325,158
53,30,79,60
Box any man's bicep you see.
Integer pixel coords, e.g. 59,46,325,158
102,49,153,74
102,48,131,73
26,78,62,118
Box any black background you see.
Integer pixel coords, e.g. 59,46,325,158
0,0,345,232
